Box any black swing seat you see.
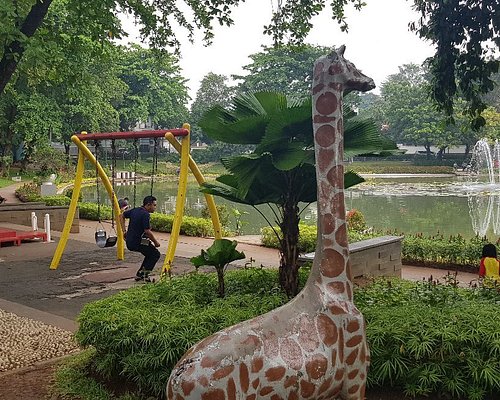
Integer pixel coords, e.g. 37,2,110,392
95,229,117,248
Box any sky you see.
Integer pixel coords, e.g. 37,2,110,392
123,0,436,101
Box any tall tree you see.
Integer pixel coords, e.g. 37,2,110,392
0,0,365,96
376,64,471,157
234,45,329,97
190,73,235,143
411,0,499,129
234,44,361,108
116,45,189,131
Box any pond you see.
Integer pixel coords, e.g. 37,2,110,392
81,175,500,240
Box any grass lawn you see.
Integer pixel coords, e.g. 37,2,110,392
0,177,15,188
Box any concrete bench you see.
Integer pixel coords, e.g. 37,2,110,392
299,235,403,278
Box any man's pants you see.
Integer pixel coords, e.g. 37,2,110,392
136,244,161,277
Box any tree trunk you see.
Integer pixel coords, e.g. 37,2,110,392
425,144,432,159
216,267,225,298
64,142,71,166
278,200,300,297
0,0,53,95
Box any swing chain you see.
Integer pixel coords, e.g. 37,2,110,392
110,139,117,229
94,140,101,223
151,137,158,196
133,139,139,208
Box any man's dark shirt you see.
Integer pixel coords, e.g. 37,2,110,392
123,207,150,250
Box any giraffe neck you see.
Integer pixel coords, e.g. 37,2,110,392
310,79,353,301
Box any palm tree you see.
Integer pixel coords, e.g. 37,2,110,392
199,92,398,297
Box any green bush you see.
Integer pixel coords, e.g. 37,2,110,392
261,223,488,271
78,202,112,220
75,269,305,398
200,203,231,228
72,273,500,399
43,196,71,206
401,233,488,270
356,278,500,399
261,223,377,253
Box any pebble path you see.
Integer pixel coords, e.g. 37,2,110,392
0,308,80,372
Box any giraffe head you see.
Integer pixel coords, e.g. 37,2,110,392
314,45,375,94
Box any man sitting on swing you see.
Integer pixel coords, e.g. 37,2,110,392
119,195,161,282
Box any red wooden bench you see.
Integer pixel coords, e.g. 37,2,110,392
0,228,47,247
0,228,21,247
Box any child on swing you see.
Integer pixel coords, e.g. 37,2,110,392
479,243,500,284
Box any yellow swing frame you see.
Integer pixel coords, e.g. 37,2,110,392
49,124,222,275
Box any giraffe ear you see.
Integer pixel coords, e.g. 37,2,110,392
337,45,346,56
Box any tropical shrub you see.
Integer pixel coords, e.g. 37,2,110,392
191,239,245,297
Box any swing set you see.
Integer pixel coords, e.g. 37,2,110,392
49,124,222,275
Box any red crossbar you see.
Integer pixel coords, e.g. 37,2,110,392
74,129,189,141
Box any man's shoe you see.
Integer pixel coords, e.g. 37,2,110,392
135,275,152,283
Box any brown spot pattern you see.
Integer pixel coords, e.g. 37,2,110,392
198,376,209,387
181,380,195,396
201,388,225,400
300,379,316,398
317,376,333,394
246,395,256,400
314,62,324,77
346,335,363,348
271,395,284,400
305,354,328,380
317,148,332,172
239,363,249,393
313,115,336,123
251,357,263,373
326,165,343,189
320,249,344,278
312,83,325,94
316,314,338,346
348,384,360,394
315,124,335,147
265,366,286,382
284,375,298,388
241,335,261,348
260,386,273,396
288,391,299,400
335,224,348,248
327,281,345,294
280,338,303,370
345,348,359,366
201,356,217,368
227,378,236,400
321,214,335,235
347,320,360,333
348,369,359,380
316,92,338,115
213,365,235,380
252,378,260,389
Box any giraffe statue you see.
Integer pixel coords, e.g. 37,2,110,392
166,45,374,400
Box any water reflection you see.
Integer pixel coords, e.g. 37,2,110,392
80,176,500,240
467,188,500,237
